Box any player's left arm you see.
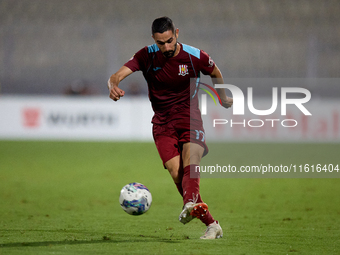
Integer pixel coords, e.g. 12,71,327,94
209,65,233,109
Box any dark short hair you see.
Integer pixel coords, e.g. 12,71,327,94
152,16,175,35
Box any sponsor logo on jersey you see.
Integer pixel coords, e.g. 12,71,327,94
153,67,162,71
178,65,189,76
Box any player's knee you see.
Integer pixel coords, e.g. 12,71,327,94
189,154,202,165
182,143,204,166
183,153,202,167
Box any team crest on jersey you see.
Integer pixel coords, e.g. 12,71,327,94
178,65,189,76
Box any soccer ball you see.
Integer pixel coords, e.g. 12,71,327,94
119,182,152,215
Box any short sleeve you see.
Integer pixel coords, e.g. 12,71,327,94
124,47,148,72
200,50,215,75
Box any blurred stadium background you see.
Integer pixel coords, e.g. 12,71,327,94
0,0,339,96
1,2,339,253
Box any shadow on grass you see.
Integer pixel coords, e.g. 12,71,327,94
0,234,182,248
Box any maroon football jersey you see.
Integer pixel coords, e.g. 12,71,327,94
124,42,215,124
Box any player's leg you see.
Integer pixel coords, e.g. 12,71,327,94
164,155,184,196
181,142,204,204
181,142,223,238
152,123,184,196
179,142,223,238
180,142,212,222
178,142,205,224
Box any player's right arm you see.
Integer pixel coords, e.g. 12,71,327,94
107,66,133,101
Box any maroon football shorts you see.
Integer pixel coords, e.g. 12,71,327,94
152,119,208,168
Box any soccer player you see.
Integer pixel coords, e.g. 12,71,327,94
108,17,233,239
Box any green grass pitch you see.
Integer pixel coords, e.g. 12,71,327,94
0,141,339,254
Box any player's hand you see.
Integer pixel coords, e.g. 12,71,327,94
108,82,125,101
107,67,133,101
221,96,233,109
